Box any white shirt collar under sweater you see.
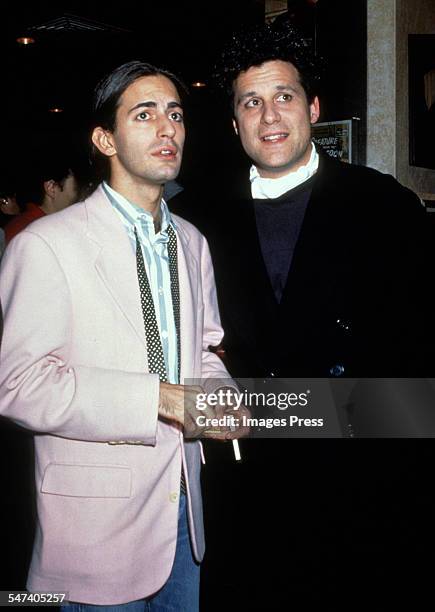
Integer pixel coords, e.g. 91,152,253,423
250,142,319,199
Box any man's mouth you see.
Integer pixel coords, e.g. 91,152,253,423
260,133,288,142
152,145,178,159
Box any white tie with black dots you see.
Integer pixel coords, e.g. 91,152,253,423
134,226,185,492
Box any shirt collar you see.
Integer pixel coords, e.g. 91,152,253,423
250,141,319,200
102,181,176,233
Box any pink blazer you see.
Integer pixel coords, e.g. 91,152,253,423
0,186,232,605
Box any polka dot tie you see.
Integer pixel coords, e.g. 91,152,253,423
135,226,185,493
134,226,180,382
167,225,181,384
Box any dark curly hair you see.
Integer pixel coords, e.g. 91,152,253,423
213,20,323,108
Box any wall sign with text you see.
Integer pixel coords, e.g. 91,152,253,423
312,119,355,164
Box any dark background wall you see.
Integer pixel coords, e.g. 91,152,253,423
1,0,367,188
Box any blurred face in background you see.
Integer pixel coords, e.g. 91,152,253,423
0,195,19,216
55,173,79,211
42,171,79,214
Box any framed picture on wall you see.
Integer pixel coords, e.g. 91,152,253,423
409,34,435,170
312,119,359,164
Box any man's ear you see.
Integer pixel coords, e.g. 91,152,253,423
43,179,57,200
309,96,320,125
232,118,239,136
91,126,117,157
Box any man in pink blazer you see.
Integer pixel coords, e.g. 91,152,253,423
0,61,241,611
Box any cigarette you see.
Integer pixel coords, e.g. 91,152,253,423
229,418,241,461
232,439,241,461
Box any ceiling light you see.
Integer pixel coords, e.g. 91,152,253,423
49,108,64,113
16,37,35,45
192,81,206,88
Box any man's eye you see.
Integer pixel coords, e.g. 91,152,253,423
245,98,261,108
276,93,292,102
136,111,150,121
170,112,184,122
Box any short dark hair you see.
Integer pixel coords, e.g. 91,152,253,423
213,20,323,107
92,60,188,132
16,154,74,206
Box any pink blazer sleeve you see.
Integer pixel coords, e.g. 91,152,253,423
0,230,159,444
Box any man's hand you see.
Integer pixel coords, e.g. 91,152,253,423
158,383,251,440
206,387,251,441
158,382,219,438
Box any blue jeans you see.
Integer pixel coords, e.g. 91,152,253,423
61,494,200,612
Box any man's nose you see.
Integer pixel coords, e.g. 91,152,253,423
157,115,176,138
261,101,280,125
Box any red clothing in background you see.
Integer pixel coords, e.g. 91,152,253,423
4,203,46,244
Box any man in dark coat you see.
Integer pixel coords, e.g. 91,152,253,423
194,21,435,609
206,21,430,381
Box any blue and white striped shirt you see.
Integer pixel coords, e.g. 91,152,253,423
103,182,179,384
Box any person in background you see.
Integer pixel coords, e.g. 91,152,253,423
0,176,20,256
4,154,79,245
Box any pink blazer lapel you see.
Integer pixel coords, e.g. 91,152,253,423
84,186,148,351
172,222,199,381
83,186,202,378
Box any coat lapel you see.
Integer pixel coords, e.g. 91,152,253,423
84,186,148,351
226,156,351,347
279,155,352,314
84,186,204,379
175,222,199,380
